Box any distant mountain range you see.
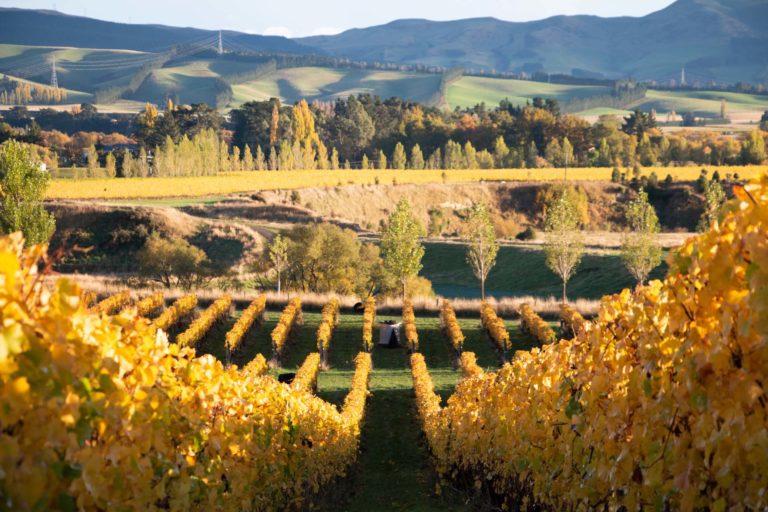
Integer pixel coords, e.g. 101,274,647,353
1,0,767,84
300,0,768,84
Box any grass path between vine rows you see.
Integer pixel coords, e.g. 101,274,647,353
195,305,552,511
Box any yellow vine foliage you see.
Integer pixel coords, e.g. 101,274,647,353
458,352,484,379
420,176,768,510
559,302,587,339
176,295,232,348
292,353,321,393
153,294,197,332
480,301,510,353
361,297,376,352
123,291,164,317
340,353,372,433
90,290,131,315
225,295,266,353
316,298,340,363
271,297,301,358
518,303,557,345
82,290,97,308
0,234,373,511
403,299,419,352
440,300,465,353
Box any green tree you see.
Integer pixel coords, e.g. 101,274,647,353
392,142,407,170
526,141,539,168
137,235,209,289
621,190,662,284
741,130,766,164
409,144,425,170
242,144,254,171
377,150,387,170
86,144,99,177
493,136,510,168
330,147,340,170
543,187,584,303
698,179,726,231
104,151,116,178
464,141,478,169
268,234,289,293
562,137,574,168
0,140,55,245
622,110,657,140
381,199,425,297
444,140,463,169
121,148,135,177
464,202,499,300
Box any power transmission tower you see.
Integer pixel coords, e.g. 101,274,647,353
50,54,58,88
218,31,223,55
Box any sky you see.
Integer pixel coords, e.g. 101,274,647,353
0,0,677,38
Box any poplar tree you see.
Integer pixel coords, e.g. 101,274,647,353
392,142,407,170
330,148,340,170
381,199,425,297
543,187,584,303
409,144,425,170
621,190,662,284
493,136,509,168
104,152,116,178
269,234,289,293
242,144,254,171
464,202,499,300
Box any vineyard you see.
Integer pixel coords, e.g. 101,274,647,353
46,166,768,200
1,176,767,510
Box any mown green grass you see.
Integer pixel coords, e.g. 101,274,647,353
421,242,668,300
192,306,547,511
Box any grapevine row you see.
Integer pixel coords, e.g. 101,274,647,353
177,295,232,348
559,302,587,339
0,236,374,511
153,294,197,332
440,300,465,354
361,296,376,352
458,352,484,379
271,297,302,361
402,299,419,352
225,294,266,353
125,291,164,317
241,353,269,378
518,303,556,345
316,298,340,365
409,353,444,467
340,352,372,429
405,177,768,510
480,301,510,356
90,290,131,314
292,352,321,393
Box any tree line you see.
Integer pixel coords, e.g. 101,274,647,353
2,95,767,177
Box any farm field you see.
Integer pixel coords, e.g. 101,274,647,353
46,166,768,200
446,75,612,109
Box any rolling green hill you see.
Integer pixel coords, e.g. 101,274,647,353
1,48,765,122
446,76,612,109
